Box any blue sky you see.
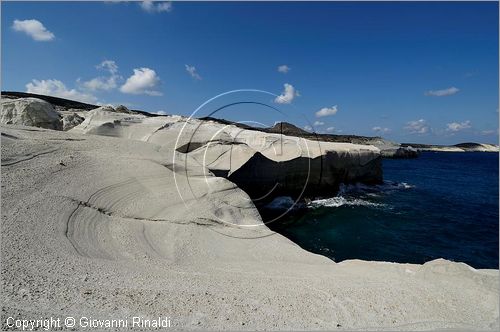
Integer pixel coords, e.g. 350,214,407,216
2,1,498,144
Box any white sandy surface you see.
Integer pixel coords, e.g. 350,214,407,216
1,121,498,330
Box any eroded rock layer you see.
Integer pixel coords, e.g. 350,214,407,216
68,107,382,200
1,97,498,330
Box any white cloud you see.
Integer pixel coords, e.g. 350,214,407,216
404,119,429,134
185,64,202,80
82,60,120,91
326,126,335,132
120,67,162,96
304,125,313,131
372,126,391,134
425,87,460,97
26,79,97,104
97,60,118,75
446,120,471,132
82,77,116,91
313,121,324,126
12,19,55,41
481,130,496,135
274,83,299,104
277,65,291,74
140,1,172,13
315,105,338,117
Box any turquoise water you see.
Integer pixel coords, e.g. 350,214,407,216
266,152,499,269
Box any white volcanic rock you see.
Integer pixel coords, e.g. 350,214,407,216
368,139,420,159
1,124,498,330
381,146,419,158
408,143,499,153
69,109,382,199
0,97,62,130
115,104,133,114
0,100,497,329
421,146,466,152
476,143,499,152
455,143,499,152
61,112,84,131
70,107,169,141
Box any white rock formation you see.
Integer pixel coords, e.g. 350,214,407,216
61,112,84,131
70,108,383,200
407,143,499,153
381,146,419,158
0,97,62,130
1,122,498,330
1,99,498,330
456,143,499,152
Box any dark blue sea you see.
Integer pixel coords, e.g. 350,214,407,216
267,152,499,269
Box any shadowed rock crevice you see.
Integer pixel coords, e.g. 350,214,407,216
227,152,382,203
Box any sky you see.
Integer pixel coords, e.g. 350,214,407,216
2,1,499,144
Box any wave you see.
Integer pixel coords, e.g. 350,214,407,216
308,196,385,208
264,181,414,210
309,181,414,209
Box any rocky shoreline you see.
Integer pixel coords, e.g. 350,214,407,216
1,94,499,330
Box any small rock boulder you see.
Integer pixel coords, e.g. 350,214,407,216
394,146,419,158
1,97,62,130
62,113,85,131
381,146,419,159
115,105,132,114
94,105,115,112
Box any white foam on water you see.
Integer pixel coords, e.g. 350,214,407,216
265,181,413,210
308,196,386,208
399,182,414,189
307,180,416,209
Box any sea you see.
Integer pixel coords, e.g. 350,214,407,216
266,152,499,269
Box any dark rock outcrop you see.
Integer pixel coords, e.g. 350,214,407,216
115,105,133,114
62,113,85,131
2,91,97,110
228,151,383,203
381,146,419,159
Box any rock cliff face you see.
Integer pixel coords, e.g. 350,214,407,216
69,108,383,201
201,118,417,159
1,97,383,201
228,149,382,201
381,146,419,159
0,97,62,130
61,112,85,131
